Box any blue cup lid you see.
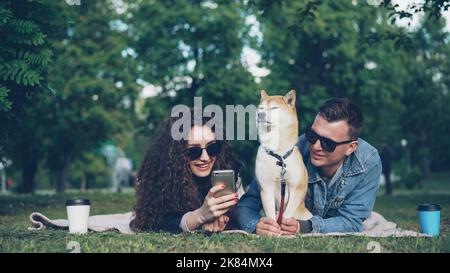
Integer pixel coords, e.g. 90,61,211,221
66,199,91,206
417,203,441,211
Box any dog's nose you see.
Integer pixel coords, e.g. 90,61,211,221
258,112,266,121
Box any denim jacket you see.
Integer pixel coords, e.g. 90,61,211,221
237,134,382,233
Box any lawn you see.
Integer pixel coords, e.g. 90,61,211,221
1,173,449,253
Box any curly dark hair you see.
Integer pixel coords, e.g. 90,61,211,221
130,109,243,232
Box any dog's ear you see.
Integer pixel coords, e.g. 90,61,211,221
260,90,269,101
283,90,296,107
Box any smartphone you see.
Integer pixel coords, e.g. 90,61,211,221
212,170,235,198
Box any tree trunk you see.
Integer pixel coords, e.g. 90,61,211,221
18,145,38,193
419,129,431,183
384,173,393,196
81,173,87,192
421,156,431,177
56,150,73,193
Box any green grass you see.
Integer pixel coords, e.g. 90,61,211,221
1,173,449,253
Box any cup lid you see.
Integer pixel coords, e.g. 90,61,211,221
417,203,441,211
66,199,91,206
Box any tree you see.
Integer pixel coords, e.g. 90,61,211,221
131,0,259,183
251,0,408,146
44,0,139,192
401,14,450,177
0,0,65,192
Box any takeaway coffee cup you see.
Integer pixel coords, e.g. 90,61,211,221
417,203,441,236
66,199,91,234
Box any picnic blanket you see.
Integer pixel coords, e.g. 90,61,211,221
28,211,430,237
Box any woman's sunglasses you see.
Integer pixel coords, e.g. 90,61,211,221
187,142,222,161
305,127,355,153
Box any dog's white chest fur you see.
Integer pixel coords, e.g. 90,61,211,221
255,147,303,188
255,146,309,219
255,145,312,221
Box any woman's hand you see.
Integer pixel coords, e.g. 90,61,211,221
187,184,237,230
256,217,281,237
196,183,238,223
202,215,229,232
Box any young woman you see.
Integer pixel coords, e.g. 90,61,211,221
130,110,243,233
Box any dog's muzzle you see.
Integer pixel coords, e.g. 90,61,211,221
257,112,266,123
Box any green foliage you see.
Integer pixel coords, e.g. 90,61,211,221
250,0,449,177
400,15,450,173
68,152,111,189
0,60,43,86
131,0,259,183
1,0,139,192
0,84,11,112
252,0,407,144
382,0,450,24
0,5,13,25
0,5,48,88
6,20,46,45
1,0,449,192
396,164,423,189
42,0,139,192
0,0,59,171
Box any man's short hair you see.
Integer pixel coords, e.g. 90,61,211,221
318,98,364,140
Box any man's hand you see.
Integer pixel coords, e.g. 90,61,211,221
255,217,281,236
202,215,229,232
280,217,300,236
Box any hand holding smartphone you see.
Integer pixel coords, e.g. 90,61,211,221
212,170,235,198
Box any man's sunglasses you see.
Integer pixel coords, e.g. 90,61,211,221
187,142,222,161
305,127,355,153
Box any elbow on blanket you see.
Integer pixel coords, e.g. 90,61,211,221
345,217,364,232
323,216,364,233
351,222,363,232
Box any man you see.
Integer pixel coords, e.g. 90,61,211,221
237,98,382,235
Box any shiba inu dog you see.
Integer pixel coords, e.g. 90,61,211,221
255,90,312,223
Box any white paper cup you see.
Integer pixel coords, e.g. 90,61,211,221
66,199,91,234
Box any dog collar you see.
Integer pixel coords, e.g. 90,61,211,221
263,145,296,171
